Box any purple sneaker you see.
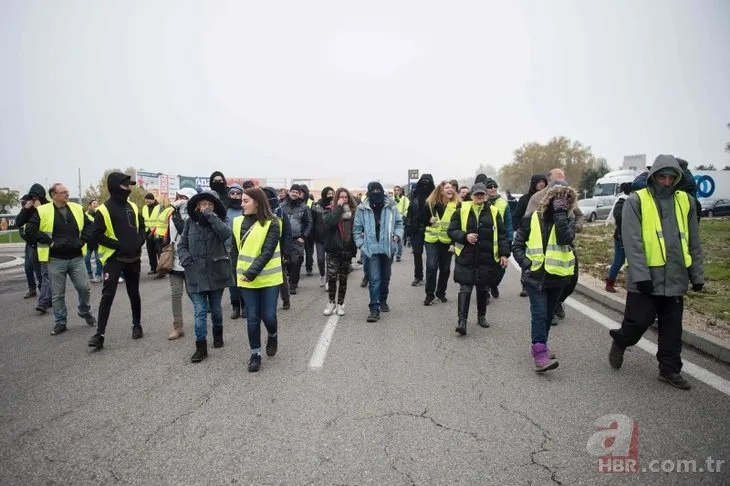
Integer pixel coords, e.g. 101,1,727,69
531,343,559,372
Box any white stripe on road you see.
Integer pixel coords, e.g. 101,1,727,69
308,314,339,370
509,257,730,396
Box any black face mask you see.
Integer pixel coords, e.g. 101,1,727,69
323,196,333,206
228,199,242,209
368,191,385,205
110,186,131,202
211,181,226,194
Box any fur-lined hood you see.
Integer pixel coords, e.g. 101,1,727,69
537,183,578,214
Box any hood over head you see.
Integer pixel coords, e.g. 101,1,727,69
262,186,282,216
319,186,334,205
537,184,578,215
242,180,255,189
474,173,489,185
367,181,385,206
209,171,227,198
209,171,226,187
529,174,548,194
648,155,683,189
107,172,136,201
413,174,435,198
187,189,227,222
28,183,49,204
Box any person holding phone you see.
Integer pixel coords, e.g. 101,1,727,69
447,183,510,335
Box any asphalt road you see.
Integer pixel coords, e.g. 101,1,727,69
0,247,728,485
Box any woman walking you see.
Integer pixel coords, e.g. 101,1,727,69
166,188,197,340
512,182,577,372
322,188,358,316
423,180,460,305
447,183,510,335
232,188,283,372
177,190,233,363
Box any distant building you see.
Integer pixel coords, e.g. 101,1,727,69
622,154,647,171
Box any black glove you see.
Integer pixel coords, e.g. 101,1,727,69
692,283,704,292
636,280,653,295
202,208,215,219
552,195,569,213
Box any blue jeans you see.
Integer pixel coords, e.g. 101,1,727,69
48,257,91,324
395,237,403,258
367,254,392,312
24,244,40,291
38,262,52,308
362,254,370,281
607,239,625,280
84,248,102,278
189,289,223,340
241,286,279,353
526,286,564,344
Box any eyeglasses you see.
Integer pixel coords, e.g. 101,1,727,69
54,191,69,195
229,190,243,196
486,186,498,190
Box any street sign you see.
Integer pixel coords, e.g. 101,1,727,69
408,169,419,180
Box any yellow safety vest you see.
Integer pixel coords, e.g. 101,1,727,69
453,202,499,262
86,211,95,223
233,216,284,289
492,198,508,220
525,212,575,277
395,196,410,217
635,188,692,268
425,201,457,244
36,202,88,262
154,206,174,238
142,204,157,232
96,202,140,265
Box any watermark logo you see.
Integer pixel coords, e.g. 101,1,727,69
586,414,639,473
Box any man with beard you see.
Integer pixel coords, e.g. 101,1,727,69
312,187,334,287
280,184,311,294
88,172,146,349
225,183,245,319
405,174,435,286
209,171,229,206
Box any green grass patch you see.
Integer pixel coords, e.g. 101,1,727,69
0,231,24,244
575,218,730,323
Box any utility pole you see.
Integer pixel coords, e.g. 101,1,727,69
78,168,83,204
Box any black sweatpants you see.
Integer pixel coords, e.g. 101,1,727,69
609,292,684,375
97,258,142,334
411,231,425,281
145,235,158,272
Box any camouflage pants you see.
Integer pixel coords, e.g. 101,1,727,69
326,252,351,305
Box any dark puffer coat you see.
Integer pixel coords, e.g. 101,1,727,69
447,203,510,286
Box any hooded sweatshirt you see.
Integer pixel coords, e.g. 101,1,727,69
622,154,704,296
94,172,146,263
311,186,334,243
512,174,547,229
405,174,435,234
209,171,228,205
224,183,244,247
15,183,49,230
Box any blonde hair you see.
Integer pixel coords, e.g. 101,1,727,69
426,180,459,208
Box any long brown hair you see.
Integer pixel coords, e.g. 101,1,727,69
244,187,274,225
426,180,459,207
333,187,358,213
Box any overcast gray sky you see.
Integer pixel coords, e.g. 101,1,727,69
1,0,729,193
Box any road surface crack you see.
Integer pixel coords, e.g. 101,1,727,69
384,445,416,485
357,408,481,441
144,393,210,444
499,404,563,485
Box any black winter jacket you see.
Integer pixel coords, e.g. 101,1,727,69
512,174,547,231
230,216,282,283
447,203,510,286
323,204,357,255
512,209,576,290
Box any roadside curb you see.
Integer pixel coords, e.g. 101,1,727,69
574,282,730,365
0,256,24,270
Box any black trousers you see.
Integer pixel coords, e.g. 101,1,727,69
97,259,142,334
145,235,158,272
411,231,425,281
609,292,684,375
305,239,314,272
425,242,452,297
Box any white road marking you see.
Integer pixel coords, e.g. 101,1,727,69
509,257,730,396
308,314,340,370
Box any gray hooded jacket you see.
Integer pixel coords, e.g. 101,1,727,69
621,154,704,296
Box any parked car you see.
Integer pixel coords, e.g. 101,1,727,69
700,198,730,218
578,197,615,222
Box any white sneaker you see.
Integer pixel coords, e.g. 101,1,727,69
320,275,327,287
336,304,346,316
324,302,336,316
325,281,329,291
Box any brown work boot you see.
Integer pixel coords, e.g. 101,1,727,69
168,322,184,340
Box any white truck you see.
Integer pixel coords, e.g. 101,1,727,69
593,168,730,201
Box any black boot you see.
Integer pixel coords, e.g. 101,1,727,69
212,327,224,348
191,339,208,363
456,291,470,335
476,289,489,325
230,304,241,320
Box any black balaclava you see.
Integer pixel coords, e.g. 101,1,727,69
209,171,227,199
108,172,134,203
320,186,334,207
367,182,385,206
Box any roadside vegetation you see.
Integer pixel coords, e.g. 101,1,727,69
0,231,23,244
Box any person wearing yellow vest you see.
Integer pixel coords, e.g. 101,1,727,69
232,188,283,372
24,182,96,336
485,178,513,300
512,182,578,373
176,190,233,363
608,156,704,390
141,193,159,274
153,204,174,276
87,173,146,350
84,199,103,283
447,183,510,335
392,185,409,262
423,180,459,306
